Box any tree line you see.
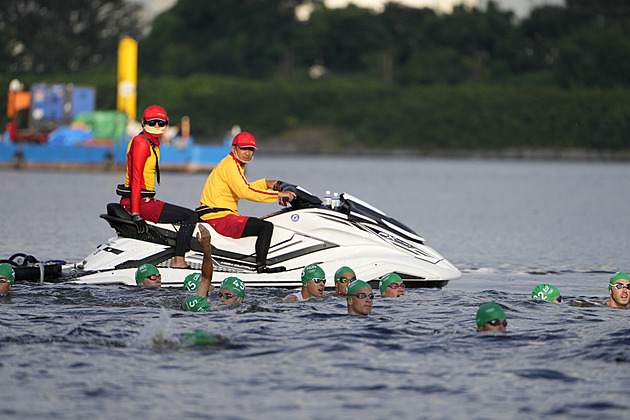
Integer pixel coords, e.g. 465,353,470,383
3,0,630,152
3,0,630,88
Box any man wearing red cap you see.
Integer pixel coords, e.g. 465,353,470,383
118,105,198,268
198,131,295,274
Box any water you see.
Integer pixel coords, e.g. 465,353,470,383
2,157,630,419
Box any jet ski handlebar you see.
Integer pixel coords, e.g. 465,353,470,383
277,182,323,209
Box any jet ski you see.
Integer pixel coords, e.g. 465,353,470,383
65,184,461,288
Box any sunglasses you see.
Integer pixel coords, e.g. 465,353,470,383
311,278,326,284
147,274,161,281
388,282,405,289
146,119,168,127
352,293,374,300
487,319,508,327
219,292,238,300
612,283,630,290
337,276,356,284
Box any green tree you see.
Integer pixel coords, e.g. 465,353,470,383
432,3,518,81
377,2,437,62
554,25,630,87
518,5,571,72
0,0,143,74
293,4,391,73
565,0,630,29
520,0,630,87
140,0,314,78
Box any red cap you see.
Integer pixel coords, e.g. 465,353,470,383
143,105,168,121
232,132,257,149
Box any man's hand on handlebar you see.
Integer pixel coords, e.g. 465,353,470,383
278,190,296,202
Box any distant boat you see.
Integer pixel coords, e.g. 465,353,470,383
0,130,232,172
2,82,231,172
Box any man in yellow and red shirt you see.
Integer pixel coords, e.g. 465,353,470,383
199,132,295,273
119,105,198,268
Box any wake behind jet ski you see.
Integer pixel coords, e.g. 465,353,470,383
65,183,461,288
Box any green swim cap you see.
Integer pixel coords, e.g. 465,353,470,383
0,263,15,286
220,276,245,299
182,295,211,312
135,263,160,284
301,263,325,284
346,279,372,300
181,330,220,346
335,266,355,282
476,302,506,327
183,273,201,291
531,284,560,302
609,271,630,290
379,272,402,294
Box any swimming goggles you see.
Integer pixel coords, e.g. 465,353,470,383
147,274,160,281
612,283,630,290
145,119,168,127
487,319,508,327
352,293,374,300
311,278,326,284
388,282,405,289
337,276,356,283
219,292,238,300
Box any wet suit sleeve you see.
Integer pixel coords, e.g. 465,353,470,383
129,136,152,213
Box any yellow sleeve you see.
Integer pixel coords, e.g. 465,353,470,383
226,157,278,203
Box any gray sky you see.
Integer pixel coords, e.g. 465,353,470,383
133,0,565,19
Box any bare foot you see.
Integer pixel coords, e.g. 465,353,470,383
172,257,190,269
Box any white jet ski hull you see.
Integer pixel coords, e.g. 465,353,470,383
66,188,461,288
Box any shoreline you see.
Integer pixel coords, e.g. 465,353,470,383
262,144,630,162
1,147,628,173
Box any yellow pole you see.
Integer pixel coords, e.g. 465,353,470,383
117,36,137,121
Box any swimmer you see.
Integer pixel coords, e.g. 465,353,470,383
333,266,356,297
284,263,326,301
182,295,211,312
476,302,507,332
182,224,215,312
181,330,223,346
0,263,15,295
379,273,405,298
183,273,201,292
218,276,245,304
531,284,562,303
607,271,630,309
135,263,161,287
346,279,374,316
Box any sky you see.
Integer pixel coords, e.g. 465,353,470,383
325,0,475,13
135,0,565,19
325,0,565,17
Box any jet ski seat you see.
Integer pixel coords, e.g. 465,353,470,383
100,203,175,248
106,202,133,220
101,203,207,253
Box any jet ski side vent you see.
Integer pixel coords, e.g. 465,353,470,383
113,248,176,270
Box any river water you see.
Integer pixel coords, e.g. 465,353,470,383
1,157,630,419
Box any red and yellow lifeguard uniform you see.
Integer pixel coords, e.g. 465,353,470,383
199,152,278,238
120,131,164,221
